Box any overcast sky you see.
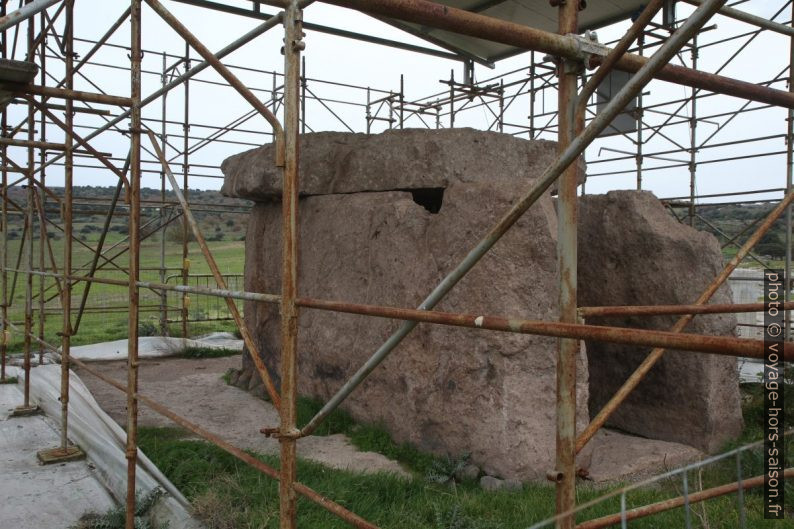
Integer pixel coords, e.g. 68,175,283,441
4,0,791,204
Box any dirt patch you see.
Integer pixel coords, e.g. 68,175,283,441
74,356,409,477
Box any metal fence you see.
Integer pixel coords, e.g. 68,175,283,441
528,430,794,529
163,272,243,325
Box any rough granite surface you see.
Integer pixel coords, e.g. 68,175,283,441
223,130,742,480
578,190,743,453
241,182,591,481
220,128,585,199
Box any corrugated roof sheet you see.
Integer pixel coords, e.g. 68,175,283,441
382,0,649,64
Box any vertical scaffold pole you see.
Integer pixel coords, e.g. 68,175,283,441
22,0,35,410
301,57,307,134
126,1,142,527
0,0,8,384
555,0,580,527
60,0,74,452
636,32,644,190
160,52,168,335
688,35,698,227
280,1,303,527
529,53,536,139
181,42,190,339
36,5,46,364
785,1,793,340
399,73,405,128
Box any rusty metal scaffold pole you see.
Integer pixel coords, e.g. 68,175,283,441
1,1,790,527
301,0,730,440
11,267,793,360
181,42,190,340
35,5,45,365
59,0,74,453
0,0,61,32
35,0,83,463
577,184,794,454
0,0,8,385
20,0,36,412
126,0,143,526
279,2,303,527
554,0,580,524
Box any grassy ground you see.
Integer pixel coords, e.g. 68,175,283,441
136,382,794,529
10,201,792,526
2,231,245,353
178,346,241,359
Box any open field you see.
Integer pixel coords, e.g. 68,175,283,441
2,191,781,355
2,226,246,353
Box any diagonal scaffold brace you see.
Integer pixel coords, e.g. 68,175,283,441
300,0,731,440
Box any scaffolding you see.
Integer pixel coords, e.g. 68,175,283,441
0,0,793,528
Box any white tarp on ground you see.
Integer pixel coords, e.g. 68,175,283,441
8,365,203,529
67,332,243,361
0,380,115,529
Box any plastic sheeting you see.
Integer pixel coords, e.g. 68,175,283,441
68,332,243,361
8,365,204,529
0,381,116,529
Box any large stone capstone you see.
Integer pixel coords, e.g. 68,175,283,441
220,128,584,199
578,191,743,452
222,129,742,479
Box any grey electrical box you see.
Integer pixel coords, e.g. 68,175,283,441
596,70,639,137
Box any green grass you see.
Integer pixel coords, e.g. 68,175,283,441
296,396,437,475
178,346,241,359
136,382,794,529
2,235,246,353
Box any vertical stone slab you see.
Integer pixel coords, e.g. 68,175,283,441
578,190,743,452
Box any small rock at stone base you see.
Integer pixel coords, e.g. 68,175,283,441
455,463,480,482
479,476,503,492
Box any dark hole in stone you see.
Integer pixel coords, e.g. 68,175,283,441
407,187,444,214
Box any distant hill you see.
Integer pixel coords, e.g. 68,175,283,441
4,187,789,257
7,185,250,207
695,202,789,260
4,186,252,244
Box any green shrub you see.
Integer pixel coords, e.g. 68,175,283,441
71,487,168,529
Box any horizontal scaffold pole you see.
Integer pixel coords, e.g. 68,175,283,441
322,0,794,108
